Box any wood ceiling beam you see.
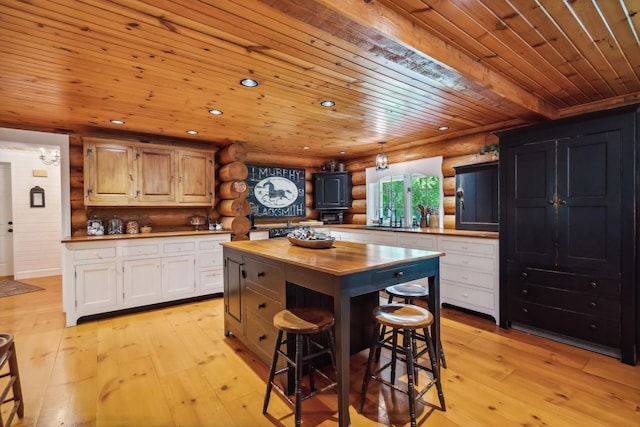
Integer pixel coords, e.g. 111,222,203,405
310,0,559,120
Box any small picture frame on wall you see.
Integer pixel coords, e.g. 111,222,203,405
30,186,45,208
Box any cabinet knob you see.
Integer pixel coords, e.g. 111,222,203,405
548,199,556,205
257,271,265,277
521,271,528,279
589,323,597,330
522,307,528,313
258,334,267,341
589,281,597,289
521,289,528,295
394,271,404,279
589,301,597,308
559,199,567,205
241,270,247,279
257,302,266,309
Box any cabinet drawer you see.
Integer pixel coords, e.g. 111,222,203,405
511,282,620,319
366,231,397,245
372,262,424,285
163,241,195,253
509,301,620,348
441,252,496,273
122,244,159,257
199,238,228,250
243,258,284,299
74,247,116,261
199,251,223,268
246,314,278,364
246,285,282,324
508,265,621,298
396,233,437,250
199,268,224,292
441,264,495,290
442,281,495,310
439,237,496,256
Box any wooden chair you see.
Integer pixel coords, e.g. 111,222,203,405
359,303,445,427
0,333,24,427
263,307,338,427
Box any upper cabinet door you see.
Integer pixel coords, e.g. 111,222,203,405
84,140,136,205
177,150,213,205
137,146,176,203
313,172,352,209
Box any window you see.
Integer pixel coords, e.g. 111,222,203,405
366,157,443,227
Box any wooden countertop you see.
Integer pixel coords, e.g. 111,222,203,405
328,224,499,239
220,238,443,276
62,229,232,243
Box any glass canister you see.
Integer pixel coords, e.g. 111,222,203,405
107,216,123,234
126,220,139,234
86,217,104,236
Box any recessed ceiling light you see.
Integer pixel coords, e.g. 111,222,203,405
339,151,346,155
438,126,449,131
208,109,223,115
240,78,259,87
320,100,335,107
303,146,310,150
110,119,125,125
186,130,199,135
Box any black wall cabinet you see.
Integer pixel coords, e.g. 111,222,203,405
497,104,638,365
313,172,352,210
454,161,499,232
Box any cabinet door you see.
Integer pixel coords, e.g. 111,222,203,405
455,161,499,231
162,255,195,297
123,258,162,305
177,150,213,204
225,257,243,325
84,141,136,205
136,146,176,203
557,132,621,272
75,262,118,313
314,173,351,209
505,141,557,266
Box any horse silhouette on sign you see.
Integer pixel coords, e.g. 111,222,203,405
257,180,295,204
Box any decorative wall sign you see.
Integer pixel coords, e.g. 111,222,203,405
247,165,306,218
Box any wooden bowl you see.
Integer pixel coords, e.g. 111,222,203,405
288,236,335,249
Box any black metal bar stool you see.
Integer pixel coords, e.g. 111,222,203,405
0,333,24,427
263,307,338,427
383,282,447,368
359,303,445,427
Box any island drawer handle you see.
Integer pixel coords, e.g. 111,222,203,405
258,334,267,341
258,302,266,309
257,272,265,277
394,271,404,278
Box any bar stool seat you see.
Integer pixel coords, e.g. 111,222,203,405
0,333,24,427
384,282,447,368
263,307,338,427
360,303,445,427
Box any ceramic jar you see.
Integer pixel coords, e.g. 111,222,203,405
126,220,139,234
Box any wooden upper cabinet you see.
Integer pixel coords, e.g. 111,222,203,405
137,146,176,203
83,138,214,207
177,150,213,204
84,139,136,205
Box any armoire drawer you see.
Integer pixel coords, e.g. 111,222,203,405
509,301,620,348
508,265,621,298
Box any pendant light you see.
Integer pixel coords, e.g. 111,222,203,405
375,141,389,171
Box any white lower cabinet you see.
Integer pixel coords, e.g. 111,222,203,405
328,227,499,323
63,233,230,326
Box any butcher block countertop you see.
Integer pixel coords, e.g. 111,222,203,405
220,238,443,276
61,229,232,243
329,224,499,239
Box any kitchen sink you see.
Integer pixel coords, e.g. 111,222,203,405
363,225,419,231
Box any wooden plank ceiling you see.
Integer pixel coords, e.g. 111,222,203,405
0,0,638,161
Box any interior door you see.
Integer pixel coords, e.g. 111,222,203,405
0,163,13,277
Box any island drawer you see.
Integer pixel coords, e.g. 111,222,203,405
243,258,284,298
245,284,282,324
246,314,278,364
372,262,424,285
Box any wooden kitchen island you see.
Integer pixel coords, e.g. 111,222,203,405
221,238,443,427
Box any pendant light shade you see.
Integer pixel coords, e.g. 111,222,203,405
375,141,389,171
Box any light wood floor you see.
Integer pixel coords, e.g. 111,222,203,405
1,276,638,426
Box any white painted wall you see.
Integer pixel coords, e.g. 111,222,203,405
0,128,70,279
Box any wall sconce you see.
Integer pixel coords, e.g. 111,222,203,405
375,141,389,171
39,148,60,166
